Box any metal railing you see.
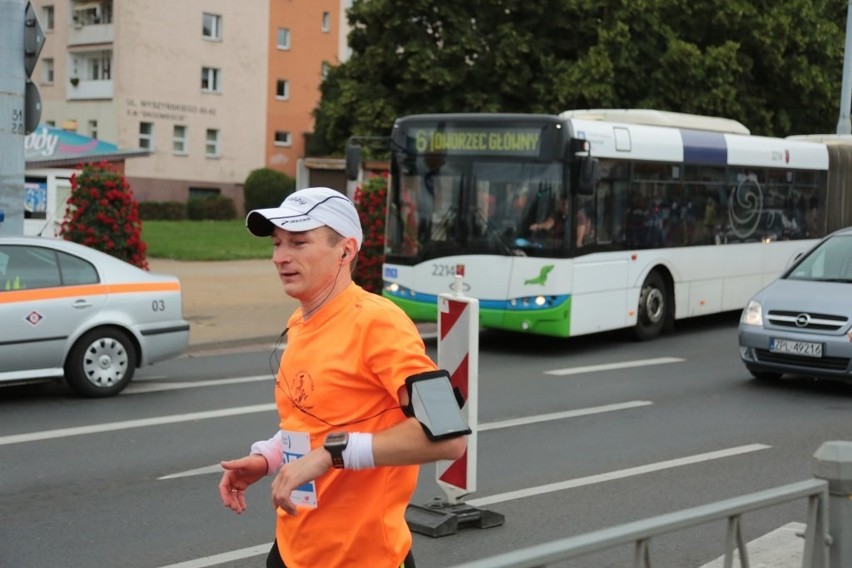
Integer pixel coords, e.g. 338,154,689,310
450,479,830,568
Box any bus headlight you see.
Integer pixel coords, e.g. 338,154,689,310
386,282,400,293
741,300,763,327
534,296,547,306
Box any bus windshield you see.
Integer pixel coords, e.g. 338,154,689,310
387,156,567,262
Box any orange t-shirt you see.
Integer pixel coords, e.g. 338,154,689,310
273,283,436,568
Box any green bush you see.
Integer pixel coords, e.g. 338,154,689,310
243,168,295,212
138,201,187,220
187,196,236,220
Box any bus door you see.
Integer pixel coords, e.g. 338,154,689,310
568,171,633,336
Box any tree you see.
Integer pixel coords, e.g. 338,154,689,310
310,0,846,155
243,168,296,212
60,162,148,269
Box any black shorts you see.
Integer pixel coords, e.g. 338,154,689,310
266,540,416,568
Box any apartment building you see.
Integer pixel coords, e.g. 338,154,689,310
31,0,351,213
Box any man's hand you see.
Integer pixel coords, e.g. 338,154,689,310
270,447,333,515
219,455,268,514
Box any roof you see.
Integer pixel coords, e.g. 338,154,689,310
24,125,150,168
558,108,751,135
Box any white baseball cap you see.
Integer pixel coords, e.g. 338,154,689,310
246,187,363,250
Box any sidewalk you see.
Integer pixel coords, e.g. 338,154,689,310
149,258,436,352
148,258,299,351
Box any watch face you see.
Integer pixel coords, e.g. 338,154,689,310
326,432,347,446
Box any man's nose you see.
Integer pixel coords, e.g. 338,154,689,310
272,247,290,263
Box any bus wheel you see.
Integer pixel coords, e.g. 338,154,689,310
634,271,667,341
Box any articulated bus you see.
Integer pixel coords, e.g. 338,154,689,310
371,110,852,340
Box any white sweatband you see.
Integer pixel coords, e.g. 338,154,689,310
250,431,284,476
342,432,374,470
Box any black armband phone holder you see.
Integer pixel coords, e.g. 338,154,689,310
403,369,472,441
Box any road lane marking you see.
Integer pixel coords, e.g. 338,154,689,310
0,404,276,446
158,464,224,480
125,375,269,394
157,443,772,567
544,357,685,376
158,401,654,479
156,543,271,568
466,443,771,507
478,400,652,431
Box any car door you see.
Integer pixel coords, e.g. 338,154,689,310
0,244,106,379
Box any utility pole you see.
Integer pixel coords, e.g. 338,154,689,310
0,0,43,236
837,0,852,134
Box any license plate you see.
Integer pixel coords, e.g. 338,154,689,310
770,338,824,358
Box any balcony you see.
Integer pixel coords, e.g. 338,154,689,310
68,22,114,46
67,78,113,100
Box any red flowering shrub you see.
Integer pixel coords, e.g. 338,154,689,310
60,162,149,270
353,174,387,293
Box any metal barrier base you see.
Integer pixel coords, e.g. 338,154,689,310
406,499,505,538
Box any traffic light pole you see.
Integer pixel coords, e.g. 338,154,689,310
0,0,26,235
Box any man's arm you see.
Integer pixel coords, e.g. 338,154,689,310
270,385,467,515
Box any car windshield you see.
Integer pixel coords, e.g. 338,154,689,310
787,233,852,282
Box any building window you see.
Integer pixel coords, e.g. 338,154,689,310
202,13,221,40
205,129,220,157
42,58,54,83
201,67,221,92
277,28,290,50
321,11,331,32
42,5,54,31
139,122,153,149
276,79,289,100
46,120,55,127
321,62,331,79
73,3,102,26
88,120,98,139
173,125,188,154
274,131,292,147
189,187,221,200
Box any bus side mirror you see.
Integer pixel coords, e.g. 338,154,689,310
345,142,361,181
567,137,596,195
577,157,598,195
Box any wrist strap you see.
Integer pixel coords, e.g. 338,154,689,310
342,433,374,470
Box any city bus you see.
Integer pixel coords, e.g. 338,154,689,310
363,110,852,339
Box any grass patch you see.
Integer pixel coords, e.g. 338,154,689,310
142,220,271,261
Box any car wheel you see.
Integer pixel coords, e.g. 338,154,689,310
65,328,137,398
747,367,782,381
634,271,668,341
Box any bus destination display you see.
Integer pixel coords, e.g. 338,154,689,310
409,127,542,156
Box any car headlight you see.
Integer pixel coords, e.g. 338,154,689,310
741,300,763,326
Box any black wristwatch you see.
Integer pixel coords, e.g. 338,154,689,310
324,432,349,469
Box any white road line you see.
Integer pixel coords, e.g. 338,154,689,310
478,400,653,431
124,375,269,394
158,464,224,480
156,543,271,568
466,443,771,507
544,357,685,376
158,401,654,480
158,443,771,567
0,404,276,446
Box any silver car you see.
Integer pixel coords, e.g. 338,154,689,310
0,236,190,397
739,227,852,382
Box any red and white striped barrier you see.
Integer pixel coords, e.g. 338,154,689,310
436,271,479,503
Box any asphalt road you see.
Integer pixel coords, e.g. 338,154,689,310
2,312,851,568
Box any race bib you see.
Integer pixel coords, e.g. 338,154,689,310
281,430,318,508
